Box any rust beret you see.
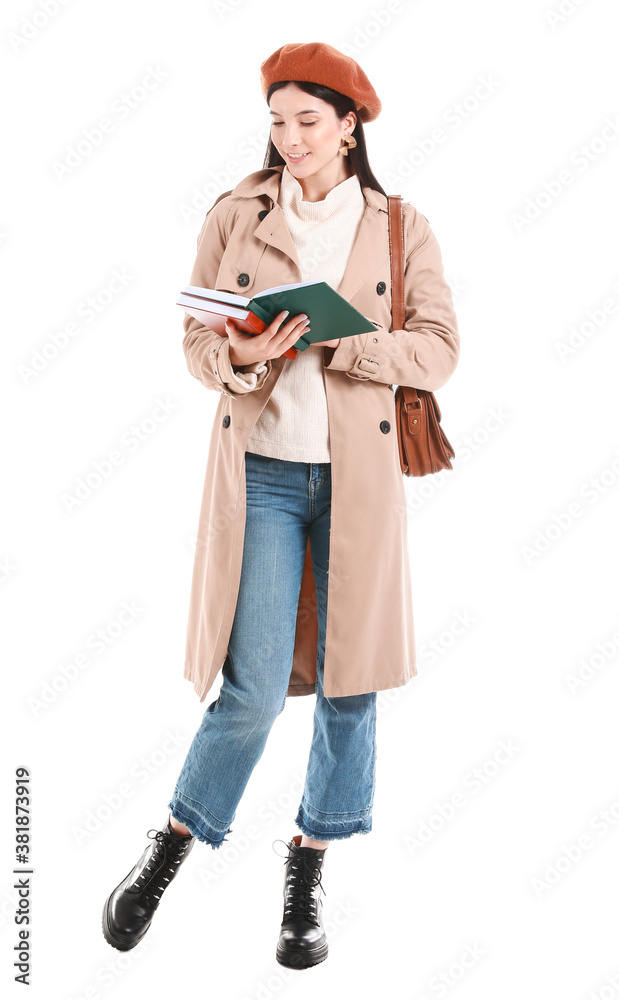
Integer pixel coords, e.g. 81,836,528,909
260,41,381,124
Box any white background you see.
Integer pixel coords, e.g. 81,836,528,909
3,0,619,997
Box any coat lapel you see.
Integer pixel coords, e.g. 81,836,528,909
254,202,302,277
334,202,389,304
231,164,390,306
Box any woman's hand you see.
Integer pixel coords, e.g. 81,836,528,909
226,310,310,366
312,338,341,348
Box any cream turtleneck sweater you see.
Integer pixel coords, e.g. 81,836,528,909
230,164,366,462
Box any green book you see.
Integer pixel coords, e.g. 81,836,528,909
178,280,378,353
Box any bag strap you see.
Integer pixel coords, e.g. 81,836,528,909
388,193,424,435
387,194,405,331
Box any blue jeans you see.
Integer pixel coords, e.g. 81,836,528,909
168,450,377,848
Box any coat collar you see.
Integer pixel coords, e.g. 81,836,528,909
227,165,390,306
229,163,388,213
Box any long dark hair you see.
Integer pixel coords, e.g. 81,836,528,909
262,80,388,199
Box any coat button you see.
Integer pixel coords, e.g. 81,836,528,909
258,209,270,221
380,420,391,434
237,273,250,287
223,415,231,428
376,281,386,295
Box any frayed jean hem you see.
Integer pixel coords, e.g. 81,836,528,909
294,800,372,842
167,795,232,850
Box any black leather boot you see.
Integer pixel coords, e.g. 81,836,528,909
102,813,195,951
273,834,329,969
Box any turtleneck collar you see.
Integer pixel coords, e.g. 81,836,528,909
278,164,363,221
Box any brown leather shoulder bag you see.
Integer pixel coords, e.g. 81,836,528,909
387,194,455,477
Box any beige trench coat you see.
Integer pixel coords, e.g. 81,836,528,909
181,164,459,702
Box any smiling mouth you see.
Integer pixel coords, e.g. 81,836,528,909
286,152,311,160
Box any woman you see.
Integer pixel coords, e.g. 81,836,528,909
102,41,460,970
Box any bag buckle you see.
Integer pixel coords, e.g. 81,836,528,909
403,397,422,435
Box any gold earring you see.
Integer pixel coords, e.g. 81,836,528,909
339,133,357,156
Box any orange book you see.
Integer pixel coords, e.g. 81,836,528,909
177,285,298,359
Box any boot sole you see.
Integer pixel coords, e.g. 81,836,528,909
276,941,329,969
101,889,151,952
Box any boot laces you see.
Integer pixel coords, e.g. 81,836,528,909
126,828,191,904
273,839,327,926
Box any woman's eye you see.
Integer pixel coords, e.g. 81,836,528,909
272,122,315,127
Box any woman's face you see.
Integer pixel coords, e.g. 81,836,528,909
268,83,356,179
